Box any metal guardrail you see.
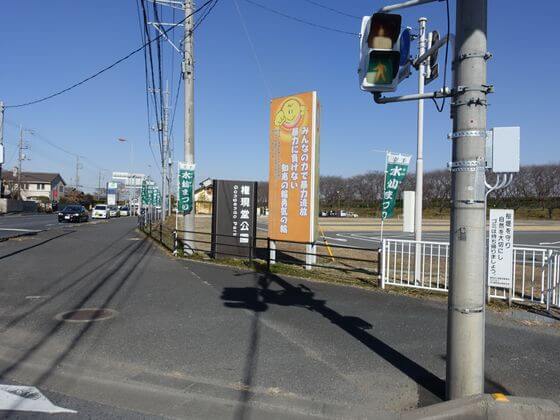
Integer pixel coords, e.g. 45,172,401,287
382,238,560,310
137,215,381,280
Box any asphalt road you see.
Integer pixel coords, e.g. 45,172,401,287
0,218,558,418
321,230,560,250
0,214,59,240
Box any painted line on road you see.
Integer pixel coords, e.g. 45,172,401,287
337,233,381,243
0,228,41,232
0,384,76,414
539,240,560,246
321,236,347,243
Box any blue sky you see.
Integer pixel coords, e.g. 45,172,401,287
1,0,558,192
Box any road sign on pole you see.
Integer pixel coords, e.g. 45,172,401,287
487,209,514,289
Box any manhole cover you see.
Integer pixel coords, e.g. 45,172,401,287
55,308,117,323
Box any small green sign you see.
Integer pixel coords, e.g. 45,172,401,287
382,152,411,220
178,162,195,214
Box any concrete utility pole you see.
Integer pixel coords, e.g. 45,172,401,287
0,101,4,197
17,125,24,200
162,80,170,219
446,0,488,399
414,17,427,282
74,155,82,190
98,170,102,200
183,0,195,253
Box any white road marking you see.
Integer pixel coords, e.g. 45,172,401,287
0,228,40,232
0,385,76,414
25,296,49,300
338,233,381,243
539,240,560,246
321,236,347,242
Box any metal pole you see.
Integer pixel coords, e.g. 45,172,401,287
182,0,195,254
446,0,488,400
380,151,388,243
0,101,4,198
130,140,134,212
414,17,427,283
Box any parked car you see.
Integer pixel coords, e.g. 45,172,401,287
319,211,328,217
108,206,120,218
58,205,89,223
346,212,359,218
119,206,130,217
92,204,109,219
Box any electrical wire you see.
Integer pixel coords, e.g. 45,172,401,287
169,76,183,136
152,1,166,161
194,0,220,30
4,0,215,109
243,0,359,36
135,0,160,170
141,0,164,155
431,0,450,113
301,0,360,20
232,0,272,98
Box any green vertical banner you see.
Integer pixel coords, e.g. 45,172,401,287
382,152,411,220
141,180,149,206
178,162,195,214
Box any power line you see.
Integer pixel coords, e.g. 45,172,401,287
232,0,272,98
4,119,107,173
135,0,160,170
301,0,361,20
5,0,215,109
243,0,359,36
431,0,450,113
194,0,220,31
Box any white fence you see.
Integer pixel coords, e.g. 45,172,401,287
381,238,560,309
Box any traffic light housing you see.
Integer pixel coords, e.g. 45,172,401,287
425,30,440,85
359,13,402,92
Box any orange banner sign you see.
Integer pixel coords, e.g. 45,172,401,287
268,91,320,243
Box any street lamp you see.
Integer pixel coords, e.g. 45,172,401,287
117,137,134,213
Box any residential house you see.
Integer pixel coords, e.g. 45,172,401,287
194,178,213,214
1,171,66,203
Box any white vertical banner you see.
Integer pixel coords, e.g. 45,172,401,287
487,209,514,289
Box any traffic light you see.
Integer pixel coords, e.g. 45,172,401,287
359,13,403,92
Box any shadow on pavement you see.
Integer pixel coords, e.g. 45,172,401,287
0,230,75,260
0,236,153,393
221,271,447,418
0,227,138,333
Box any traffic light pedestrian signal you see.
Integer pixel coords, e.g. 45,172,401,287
359,13,407,93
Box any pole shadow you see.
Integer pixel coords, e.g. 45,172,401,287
221,271,446,416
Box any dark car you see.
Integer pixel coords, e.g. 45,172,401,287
58,205,89,223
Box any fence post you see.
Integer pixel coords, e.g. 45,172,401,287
173,229,177,255
269,239,276,265
305,243,316,270
249,234,253,265
266,238,271,272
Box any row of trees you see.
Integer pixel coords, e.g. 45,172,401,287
257,163,560,218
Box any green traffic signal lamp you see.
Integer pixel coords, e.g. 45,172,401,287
366,50,400,85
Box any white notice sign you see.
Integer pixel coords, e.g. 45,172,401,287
488,209,514,289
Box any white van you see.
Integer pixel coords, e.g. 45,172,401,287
92,204,109,219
